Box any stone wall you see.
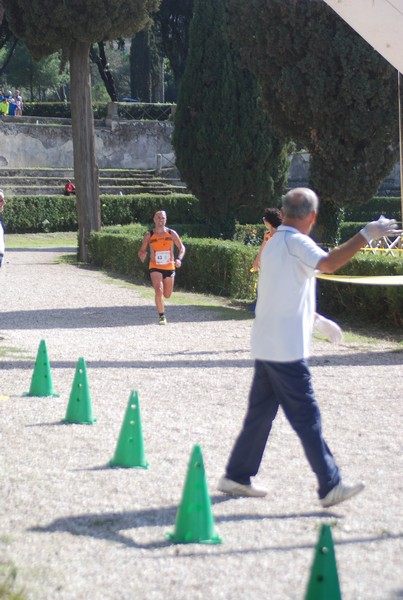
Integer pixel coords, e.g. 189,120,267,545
287,151,401,195
0,119,175,170
0,118,400,194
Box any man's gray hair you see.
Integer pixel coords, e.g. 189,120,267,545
282,188,319,219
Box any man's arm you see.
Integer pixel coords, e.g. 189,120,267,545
253,238,268,270
138,232,150,263
172,231,186,266
317,216,400,274
317,233,365,273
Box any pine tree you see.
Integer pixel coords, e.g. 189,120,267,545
2,0,160,260
173,0,289,237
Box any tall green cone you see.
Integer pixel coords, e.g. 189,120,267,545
63,357,96,424
24,339,59,397
305,524,341,600
167,445,221,544
109,390,148,469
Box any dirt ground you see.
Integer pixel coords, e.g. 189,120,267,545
0,247,402,600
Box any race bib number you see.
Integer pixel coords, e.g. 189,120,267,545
155,250,171,265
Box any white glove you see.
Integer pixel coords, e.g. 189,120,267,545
360,215,400,243
314,314,343,344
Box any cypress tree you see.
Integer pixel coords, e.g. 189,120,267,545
154,0,194,90
130,25,163,102
173,0,290,238
130,31,152,102
227,0,399,242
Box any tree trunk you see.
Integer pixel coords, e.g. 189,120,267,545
89,42,118,102
69,39,100,262
0,37,18,78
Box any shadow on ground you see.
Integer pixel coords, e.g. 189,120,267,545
0,304,242,331
29,502,402,554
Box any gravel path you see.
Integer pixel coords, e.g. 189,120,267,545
0,247,402,600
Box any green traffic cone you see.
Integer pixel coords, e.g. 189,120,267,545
305,524,341,600
24,339,59,397
167,444,222,544
109,390,148,469
63,357,96,424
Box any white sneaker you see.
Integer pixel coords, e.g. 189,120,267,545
314,314,343,344
217,476,267,498
320,481,364,508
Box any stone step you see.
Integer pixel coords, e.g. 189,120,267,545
2,185,188,196
0,166,188,196
0,176,187,187
0,167,180,178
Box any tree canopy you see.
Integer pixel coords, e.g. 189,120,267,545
173,0,289,237
2,0,160,260
227,0,399,241
1,43,69,100
154,0,193,88
3,0,159,60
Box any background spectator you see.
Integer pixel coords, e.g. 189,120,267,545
0,95,9,116
64,180,76,196
15,90,23,116
7,97,18,116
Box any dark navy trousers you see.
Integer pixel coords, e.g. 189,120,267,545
225,359,341,499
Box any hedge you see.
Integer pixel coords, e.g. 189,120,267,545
22,102,107,120
3,196,77,233
317,253,403,326
2,194,203,233
88,229,403,324
88,232,258,299
99,194,204,225
344,197,401,221
103,222,210,238
338,222,367,243
3,193,403,323
3,192,401,237
22,102,174,121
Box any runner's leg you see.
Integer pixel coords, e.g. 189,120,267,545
150,271,164,314
162,273,175,299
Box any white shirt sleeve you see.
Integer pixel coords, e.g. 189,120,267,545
0,223,4,254
285,230,327,275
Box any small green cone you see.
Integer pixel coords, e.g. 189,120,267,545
167,445,221,544
24,339,59,397
63,357,96,424
305,524,341,600
109,390,148,469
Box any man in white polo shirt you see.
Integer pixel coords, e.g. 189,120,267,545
218,187,399,508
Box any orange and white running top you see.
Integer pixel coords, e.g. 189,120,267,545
148,228,175,270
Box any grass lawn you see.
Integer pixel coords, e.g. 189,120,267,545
6,231,78,248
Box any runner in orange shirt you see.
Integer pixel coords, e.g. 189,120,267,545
138,210,186,324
